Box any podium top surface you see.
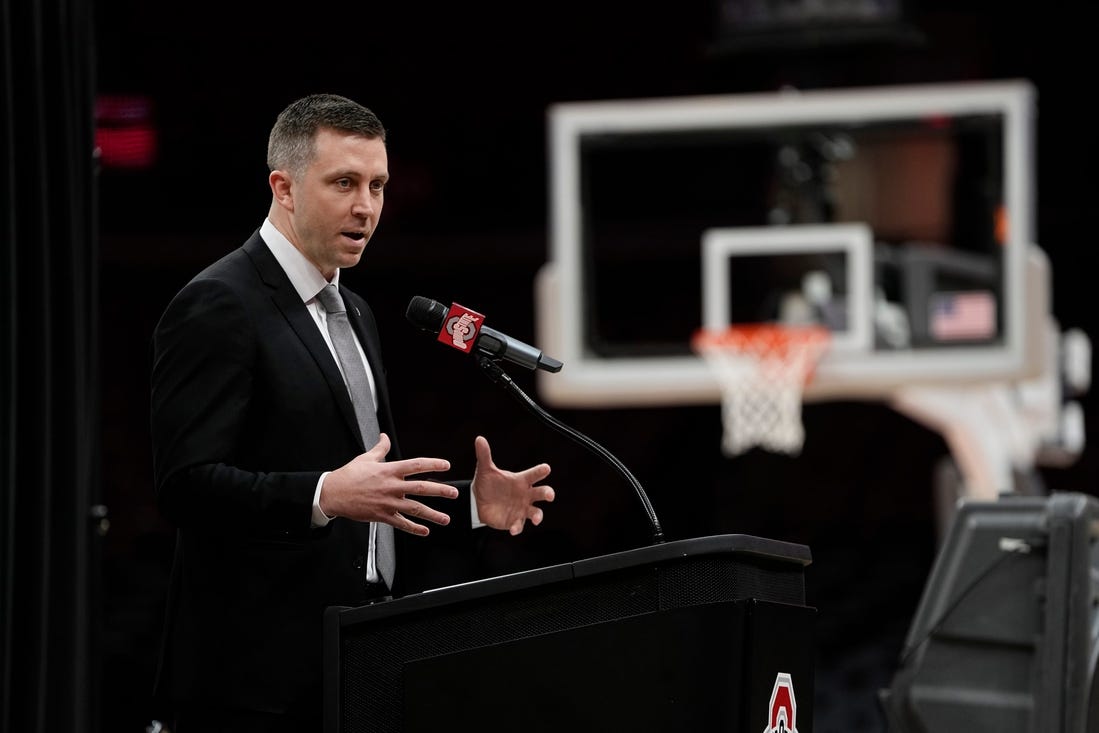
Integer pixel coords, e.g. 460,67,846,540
331,533,811,626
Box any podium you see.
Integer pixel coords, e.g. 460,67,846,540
324,534,816,732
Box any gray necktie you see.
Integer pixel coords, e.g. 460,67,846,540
315,283,395,589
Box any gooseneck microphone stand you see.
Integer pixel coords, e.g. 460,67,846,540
475,354,665,544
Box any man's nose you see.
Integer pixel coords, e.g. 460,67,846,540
351,192,375,217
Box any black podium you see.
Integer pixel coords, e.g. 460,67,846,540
324,534,815,732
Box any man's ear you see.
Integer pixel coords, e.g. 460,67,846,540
269,170,294,211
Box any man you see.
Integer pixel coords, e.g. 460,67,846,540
150,93,555,731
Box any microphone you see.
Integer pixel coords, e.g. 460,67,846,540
408,295,663,544
406,296,563,373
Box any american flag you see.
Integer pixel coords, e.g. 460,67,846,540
929,291,997,341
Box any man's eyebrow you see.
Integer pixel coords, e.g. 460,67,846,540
327,169,388,181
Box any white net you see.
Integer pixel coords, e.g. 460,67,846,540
693,325,830,457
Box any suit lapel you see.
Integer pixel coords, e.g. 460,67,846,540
340,295,382,388
341,289,396,437
242,234,365,451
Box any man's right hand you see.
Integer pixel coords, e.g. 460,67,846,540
319,433,458,535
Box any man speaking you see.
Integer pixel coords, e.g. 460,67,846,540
150,93,555,732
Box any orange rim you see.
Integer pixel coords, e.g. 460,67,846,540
691,324,831,383
691,324,831,355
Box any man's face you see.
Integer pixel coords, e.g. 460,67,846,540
282,127,388,279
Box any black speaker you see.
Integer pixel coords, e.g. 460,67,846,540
880,492,1099,732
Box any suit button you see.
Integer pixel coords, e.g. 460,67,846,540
353,554,364,569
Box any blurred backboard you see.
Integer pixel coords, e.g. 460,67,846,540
701,223,874,355
535,79,1042,406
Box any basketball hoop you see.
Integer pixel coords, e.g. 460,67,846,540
692,324,831,457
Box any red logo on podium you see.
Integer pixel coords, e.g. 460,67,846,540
764,672,798,733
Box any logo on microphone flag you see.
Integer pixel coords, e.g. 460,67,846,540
439,303,484,352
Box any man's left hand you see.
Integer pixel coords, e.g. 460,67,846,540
471,436,554,535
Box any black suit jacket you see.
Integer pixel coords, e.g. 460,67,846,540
150,231,475,716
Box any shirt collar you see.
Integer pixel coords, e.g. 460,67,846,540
259,217,339,302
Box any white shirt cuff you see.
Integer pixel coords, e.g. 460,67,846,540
312,472,332,528
470,479,485,529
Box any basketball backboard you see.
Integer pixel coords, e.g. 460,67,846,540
534,79,1041,406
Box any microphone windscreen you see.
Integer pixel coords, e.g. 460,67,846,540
406,296,448,332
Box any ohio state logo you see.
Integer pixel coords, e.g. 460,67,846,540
437,303,484,352
764,672,798,733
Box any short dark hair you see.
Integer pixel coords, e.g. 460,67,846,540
266,93,386,176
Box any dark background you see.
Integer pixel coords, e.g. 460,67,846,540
93,2,1098,731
